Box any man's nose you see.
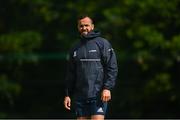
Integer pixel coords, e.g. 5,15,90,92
82,26,86,29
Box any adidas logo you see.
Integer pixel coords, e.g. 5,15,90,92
97,107,104,113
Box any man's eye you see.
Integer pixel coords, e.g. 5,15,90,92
80,25,89,27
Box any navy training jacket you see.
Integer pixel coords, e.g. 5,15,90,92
65,30,118,100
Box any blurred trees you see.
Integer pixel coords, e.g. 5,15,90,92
0,0,179,118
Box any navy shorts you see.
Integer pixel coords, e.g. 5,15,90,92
74,97,108,117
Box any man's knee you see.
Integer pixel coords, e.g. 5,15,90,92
91,115,104,120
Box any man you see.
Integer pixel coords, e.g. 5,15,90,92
64,15,118,120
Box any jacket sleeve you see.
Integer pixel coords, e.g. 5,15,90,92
64,50,76,97
102,40,118,90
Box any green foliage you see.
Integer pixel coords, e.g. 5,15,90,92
0,31,42,64
0,31,42,52
0,75,21,118
144,73,172,95
0,75,21,97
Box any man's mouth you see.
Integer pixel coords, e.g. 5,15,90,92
81,31,88,35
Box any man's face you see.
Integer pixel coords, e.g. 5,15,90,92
78,17,94,36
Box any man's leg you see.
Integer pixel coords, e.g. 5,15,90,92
90,99,107,120
91,115,104,120
77,116,89,120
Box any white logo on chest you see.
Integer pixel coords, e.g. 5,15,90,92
73,51,77,57
89,49,97,53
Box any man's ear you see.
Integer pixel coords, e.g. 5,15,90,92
92,24,94,30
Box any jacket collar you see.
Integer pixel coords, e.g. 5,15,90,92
80,29,101,43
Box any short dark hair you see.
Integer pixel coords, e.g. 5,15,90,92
77,14,94,24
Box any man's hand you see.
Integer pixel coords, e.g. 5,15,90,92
101,89,111,102
64,96,71,110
